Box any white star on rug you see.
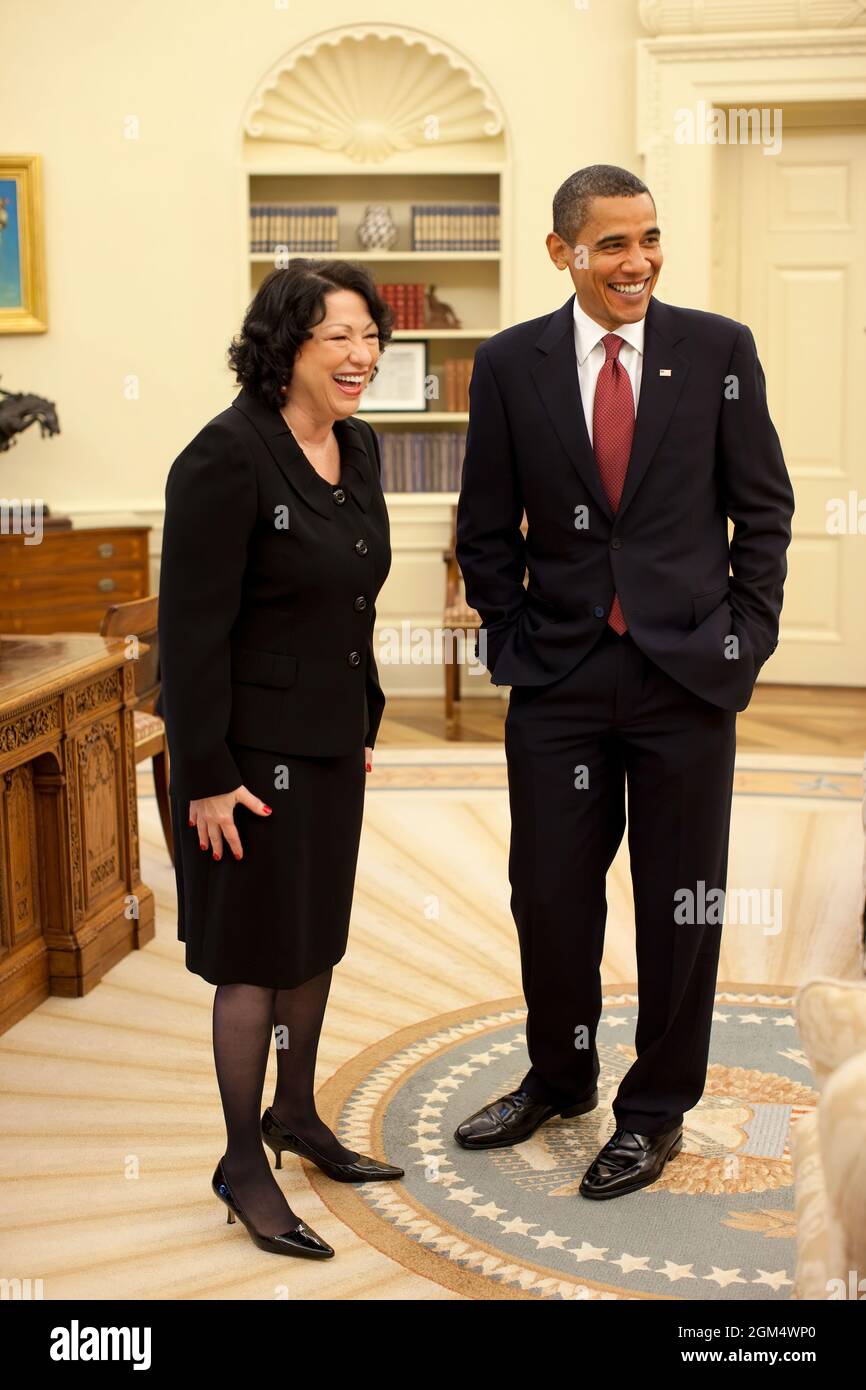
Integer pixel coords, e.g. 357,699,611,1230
739,1014,764,1024
531,1230,572,1251
773,1015,796,1027
611,1252,651,1273
446,1186,484,1205
470,1200,507,1221
569,1241,609,1263
657,1261,696,1281
417,1154,446,1173
497,1217,539,1239
499,1215,538,1237
600,1015,631,1027
753,1269,793,1290
704,1267,748,1287
779,1048,811,1068
437,1171,462,1187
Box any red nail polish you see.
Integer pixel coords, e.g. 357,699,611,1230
188,819,195,827
213,852,221,861
365,763,372,772
262,805,272,814
200,842,207,851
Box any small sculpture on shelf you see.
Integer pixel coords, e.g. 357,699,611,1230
356,204,398,251
425,285,461,330
0,379,60,452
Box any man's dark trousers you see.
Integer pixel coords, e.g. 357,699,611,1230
506,623,737,1137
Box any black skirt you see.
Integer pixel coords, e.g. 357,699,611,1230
170,738,367,988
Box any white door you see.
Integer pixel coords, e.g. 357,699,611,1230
728,120,866,685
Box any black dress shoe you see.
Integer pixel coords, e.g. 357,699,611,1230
579,1126,683,1200
212,1159,334,1257
454,1086,598,1151
261,1108,404,1183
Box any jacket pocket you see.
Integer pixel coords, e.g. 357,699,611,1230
692,585,730,626
230,646,298,689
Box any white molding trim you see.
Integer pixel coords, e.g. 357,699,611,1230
638,1,866,35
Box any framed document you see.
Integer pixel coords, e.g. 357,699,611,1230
360,339,428,412
0,155,47,334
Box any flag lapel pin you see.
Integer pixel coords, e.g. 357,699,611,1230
659,368,672,376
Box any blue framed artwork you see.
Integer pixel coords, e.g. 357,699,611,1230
0,155,46,333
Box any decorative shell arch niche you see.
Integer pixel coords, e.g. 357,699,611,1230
240,24,507,169
237,24,512,334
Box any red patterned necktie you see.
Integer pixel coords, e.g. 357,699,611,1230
592,332,634,634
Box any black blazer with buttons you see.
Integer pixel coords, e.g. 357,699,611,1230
456,293,795,711
157,386,391,806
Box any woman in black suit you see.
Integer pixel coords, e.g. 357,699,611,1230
158,261,403,1259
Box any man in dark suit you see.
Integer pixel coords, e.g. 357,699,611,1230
453,164,795,1199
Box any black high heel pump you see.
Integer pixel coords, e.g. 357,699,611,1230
212,1158,334,1258
261,1108,404,1183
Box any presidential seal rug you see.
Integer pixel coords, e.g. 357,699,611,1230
312,985,812,1301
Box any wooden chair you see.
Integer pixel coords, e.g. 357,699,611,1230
442,505,528,733
99,595,174,865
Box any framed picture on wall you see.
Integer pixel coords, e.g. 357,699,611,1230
360,339,428,412
0,155,47,334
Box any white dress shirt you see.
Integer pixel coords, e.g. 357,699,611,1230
573,294,645,446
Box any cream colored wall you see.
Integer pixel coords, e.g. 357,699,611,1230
0,0,644,514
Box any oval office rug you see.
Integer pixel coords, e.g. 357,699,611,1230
312,985,813,1301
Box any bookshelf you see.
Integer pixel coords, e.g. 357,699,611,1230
245,172,506,478
239,23,509,694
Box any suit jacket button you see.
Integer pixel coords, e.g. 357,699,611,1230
348,650,361,667
593,605,605,618
333,487,346,504
355,538,368,555
354,595,367,611
611,537,623,549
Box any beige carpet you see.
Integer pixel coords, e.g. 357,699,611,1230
0,750,861,1299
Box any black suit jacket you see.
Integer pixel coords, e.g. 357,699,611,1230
157,387,391,805
456,293,794,710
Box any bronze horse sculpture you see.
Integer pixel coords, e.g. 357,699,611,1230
0,381,60,451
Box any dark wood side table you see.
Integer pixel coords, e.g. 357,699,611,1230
0,523,151,634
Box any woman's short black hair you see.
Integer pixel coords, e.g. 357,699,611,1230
227,259,394,411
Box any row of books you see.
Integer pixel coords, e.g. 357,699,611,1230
250,204,338,253
441,359,474,413
248,203,502,254
378,282,426,329
373,430,466,492
410,204,499,251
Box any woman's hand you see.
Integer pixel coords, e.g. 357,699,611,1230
187,785,272,861
365,746,373,773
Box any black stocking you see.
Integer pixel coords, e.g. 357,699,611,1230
212,981,304,1237
269,967,359,1164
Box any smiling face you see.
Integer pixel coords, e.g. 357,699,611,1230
546,192,662,331
283,288,381,423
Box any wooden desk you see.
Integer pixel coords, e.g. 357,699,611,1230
0,634,155,1034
